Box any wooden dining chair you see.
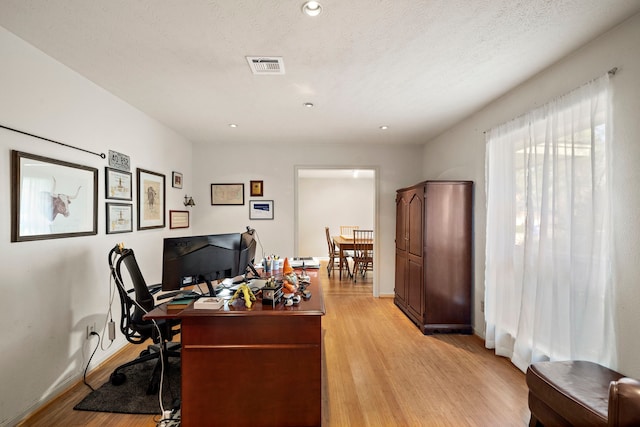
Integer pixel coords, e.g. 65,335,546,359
325,227,350,278
339,225,359,239
352,229,373,282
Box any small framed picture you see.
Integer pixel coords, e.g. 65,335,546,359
172,171,183,189
105,167,132,200
250,180,263,197
211,183,244,205
106,203,133,234
249,200,274,220
169,210,190,229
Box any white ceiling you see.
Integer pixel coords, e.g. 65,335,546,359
1,1,639,146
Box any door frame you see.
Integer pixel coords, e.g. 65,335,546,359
294,165,380,297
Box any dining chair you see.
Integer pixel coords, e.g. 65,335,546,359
352,229,373,282
325,227,351,278
340,225,359,239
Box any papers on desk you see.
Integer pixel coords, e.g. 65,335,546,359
193,297,224,310
340,234,353,240
289,257,320,268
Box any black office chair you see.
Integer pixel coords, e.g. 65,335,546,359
108,244,181,395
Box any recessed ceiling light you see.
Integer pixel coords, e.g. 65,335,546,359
229,124,238,128
302,1,322,17
303,102,314,108
379,125,389,130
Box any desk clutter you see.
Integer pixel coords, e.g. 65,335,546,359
164,256,313,311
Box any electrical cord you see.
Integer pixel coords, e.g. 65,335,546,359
82,331,100,391
252,227,266,266
101,270,118,351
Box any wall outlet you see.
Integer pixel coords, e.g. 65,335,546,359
86,323,96,339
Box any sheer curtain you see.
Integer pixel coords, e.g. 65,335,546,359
484,74,615,372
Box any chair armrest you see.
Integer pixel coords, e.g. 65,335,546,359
609,377,640,427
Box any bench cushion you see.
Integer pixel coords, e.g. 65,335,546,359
526,360,624,426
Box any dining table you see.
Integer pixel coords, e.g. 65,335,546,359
333,234,374,279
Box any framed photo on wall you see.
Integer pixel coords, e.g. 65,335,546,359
106,203,133,234
250,180,263,196
249,200,274,220
172,171,183,189
137,168,165,230
11,150,98,242
169,210,190,229
211,183,244,205
105,167,132,200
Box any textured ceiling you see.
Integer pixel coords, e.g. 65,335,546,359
1,0,639,146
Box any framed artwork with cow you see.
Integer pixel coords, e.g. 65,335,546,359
10,150,98,242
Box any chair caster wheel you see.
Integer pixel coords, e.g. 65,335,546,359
110,372,126,386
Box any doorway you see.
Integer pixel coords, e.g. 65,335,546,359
294,166,379,295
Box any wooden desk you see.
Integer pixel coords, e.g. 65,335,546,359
146,270,325,427
332,235,373,278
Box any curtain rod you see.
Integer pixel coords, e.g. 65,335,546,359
0,123,106,159
482,67,618,134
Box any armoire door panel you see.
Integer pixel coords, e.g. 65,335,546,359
408,191,423,258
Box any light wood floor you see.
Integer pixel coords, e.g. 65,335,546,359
19,265,530,426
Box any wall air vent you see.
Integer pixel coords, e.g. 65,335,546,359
246,56,285,75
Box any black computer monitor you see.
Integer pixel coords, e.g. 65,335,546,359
161,233,241,295
238,228,259,278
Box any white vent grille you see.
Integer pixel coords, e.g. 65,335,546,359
246,56,285,75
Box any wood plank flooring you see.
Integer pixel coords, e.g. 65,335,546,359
19,265,530,426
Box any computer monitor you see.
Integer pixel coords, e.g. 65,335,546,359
161,232,242,295
238,228,259,278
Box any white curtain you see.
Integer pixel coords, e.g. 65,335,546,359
484,74,615,372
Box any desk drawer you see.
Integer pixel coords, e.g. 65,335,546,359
181,315,321,346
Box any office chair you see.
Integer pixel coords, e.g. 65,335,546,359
108,244,181,395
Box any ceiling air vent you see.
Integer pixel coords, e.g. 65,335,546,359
246,56,285,75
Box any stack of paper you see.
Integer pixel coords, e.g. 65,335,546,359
193,297,224,310
289,257,320,268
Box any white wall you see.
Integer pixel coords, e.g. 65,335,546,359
190,142,423,297
0,26,194,425
298,174,375,257
421,13,640,377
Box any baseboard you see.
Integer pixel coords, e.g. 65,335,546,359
14,340,129,426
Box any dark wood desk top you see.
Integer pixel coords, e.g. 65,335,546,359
144,268,325,320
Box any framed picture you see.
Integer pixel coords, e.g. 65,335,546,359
249,200,274,220
169,210,190,229
105,167,132,200
106,203,133,234
250,180,264,196
172,171,183,189
11,150,98,242
211,183,244,205
137,168,165,230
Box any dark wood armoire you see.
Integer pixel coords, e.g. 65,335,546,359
394,180,473,334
